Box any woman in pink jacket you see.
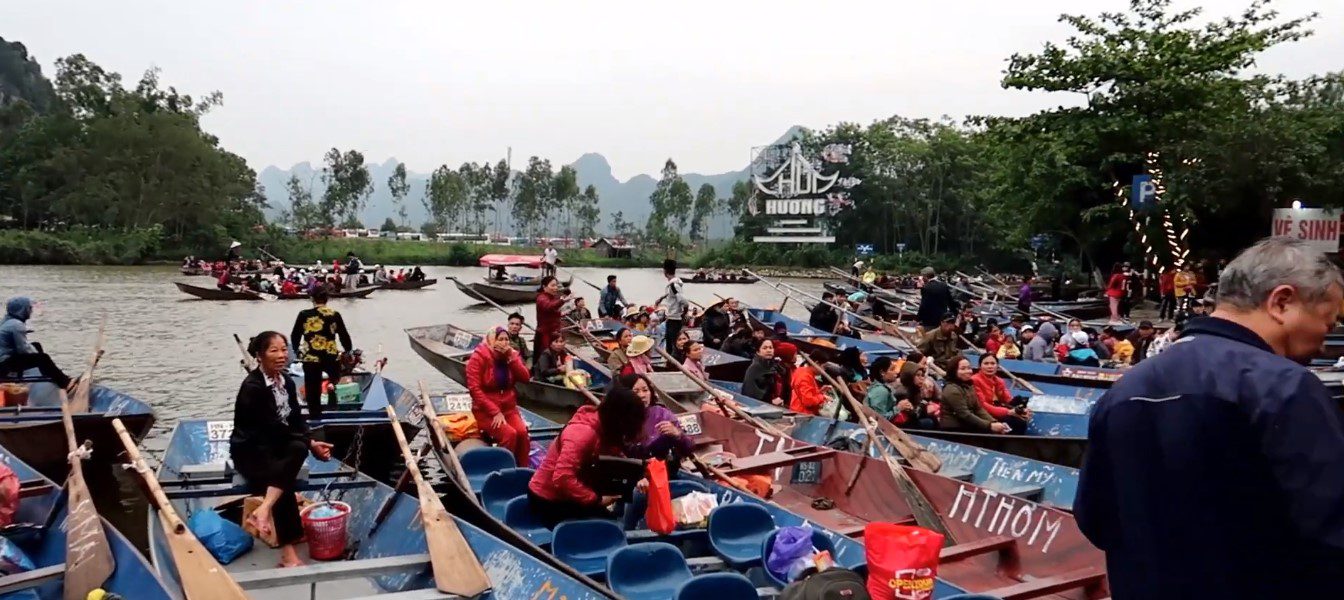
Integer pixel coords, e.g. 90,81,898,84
527,386,647,527
466,327,533,466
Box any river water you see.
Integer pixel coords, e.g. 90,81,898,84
3,264,831,546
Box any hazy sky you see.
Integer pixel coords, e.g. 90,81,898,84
5,0,1341,179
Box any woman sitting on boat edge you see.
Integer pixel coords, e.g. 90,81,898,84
939,355,1017,435
534,330,574,385
615,373,692,469
527,385,648,528
613,334,656,378
742,338,783,406
971,353,1031,434
232,332,334,568
465,325,532,467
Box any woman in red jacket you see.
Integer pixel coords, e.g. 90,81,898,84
534,276,569,364
1105,263,1127,323
527,385,647,528
466,327,533,466
970,353,1031,434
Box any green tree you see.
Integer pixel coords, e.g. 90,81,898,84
646,159,693,248
320,148,373,227
387,162,410,226
576,185,601,238
689,183,717,242
380,217,397,232
489,158,511,236
423,165,456,233
284,175,323,230
610,210,638,242
513,157,553,237
339,215,363,229
552,165,580,239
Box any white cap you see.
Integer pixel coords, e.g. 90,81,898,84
1072,331,1090,345
229,241,242,249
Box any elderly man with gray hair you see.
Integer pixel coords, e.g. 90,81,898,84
1076,236,1344,599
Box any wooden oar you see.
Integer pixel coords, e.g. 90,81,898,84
232,334,257,372
59,388,113,600
972,267,1073,322
68,316,107,413
651,346,788,438
558,267,603,292
112,419,248,600
415,381,477,503
802,354,955,545
385,406,491,596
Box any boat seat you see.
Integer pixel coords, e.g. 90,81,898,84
761,528,837,588
0,564,64,594
622,479,710,530
716,446,837,477
552,519,627,578
606,542,693,600
460,447,517,494
707,503,775,569
939,535,1022,579
502,496,553,548
673,572,758,600
480,468,535,520
982,565,1106,599
940,467,975,482
232,554,430,590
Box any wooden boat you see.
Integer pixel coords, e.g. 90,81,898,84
787,416,1080,511
282,367,424,478
405,323,786,419
691,410,1107,597
152,418,609,599
180,266,208,276
0,443,176,600
378,278,437,290
0,382,155,481
175,282,378,301
682,272,759,285
579,330,752,383
450,277,542,305
422,405,979,598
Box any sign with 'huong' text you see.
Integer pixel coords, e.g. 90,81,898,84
1272,208,1342,252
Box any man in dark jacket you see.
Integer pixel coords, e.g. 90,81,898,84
916,267,957,330
1127,320,1157,364
701,301,731,348
1076,237,1344,599
809,292,841,333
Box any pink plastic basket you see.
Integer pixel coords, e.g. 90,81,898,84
299,501,350,560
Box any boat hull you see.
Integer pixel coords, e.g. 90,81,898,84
175,281,378,300
379,278,437,290
0,384,156,481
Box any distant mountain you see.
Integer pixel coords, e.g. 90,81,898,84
256,126,808,238
0,36,55,112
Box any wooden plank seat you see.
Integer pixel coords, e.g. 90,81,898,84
233,554,430,590
715,446,836,477
770,489,870,538
979,480,1046,502
161,462,359,488
0,564,64,594
163,478,374,500
18,481,54,499
939,535,1022,579
938,467,975,482
983,565,1107,600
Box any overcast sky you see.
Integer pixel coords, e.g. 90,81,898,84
5,0,1341,179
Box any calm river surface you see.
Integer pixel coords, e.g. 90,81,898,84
2,264,831,546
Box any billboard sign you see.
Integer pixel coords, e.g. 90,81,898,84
748,142,858,243
1272,208,1341,252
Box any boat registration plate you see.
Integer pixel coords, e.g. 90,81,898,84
206,420,234,442
677,414,702,436
442,393,474,414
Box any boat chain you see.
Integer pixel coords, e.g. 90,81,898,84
319,424,364,502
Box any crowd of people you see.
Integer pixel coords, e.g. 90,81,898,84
209,252,426,296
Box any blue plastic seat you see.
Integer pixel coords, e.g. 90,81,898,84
707,503,775,568
502,496,553,548
622,479,712,530
673,572,758,599
481,468,535,520
606,542,693,600
552,519,628,578
459,447,517,494
760,527,838,587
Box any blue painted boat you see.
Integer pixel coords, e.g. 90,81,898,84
0,443,174,600
788,416,1080,511
0,382,155,480
279,365,425,476
418,402,980,598
152,418,610,599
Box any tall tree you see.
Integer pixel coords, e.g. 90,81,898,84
284,175,323,230
513,157,553,237
645,159,693,248
489,158,511,237
320,148,373,227
576,185,601,238
552,165,580,239
387,162,410,227
689,183,717,242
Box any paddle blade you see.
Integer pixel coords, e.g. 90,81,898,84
417,481,491,596
158,511,249,600
62,465,114,600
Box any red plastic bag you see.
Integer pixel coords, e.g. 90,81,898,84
645,459,675,535
864,523,943,600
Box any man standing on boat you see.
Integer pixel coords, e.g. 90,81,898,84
598,275,628,319
655,259,688,354
542,242,559,278
1077,237,1344,598
916,267,958,331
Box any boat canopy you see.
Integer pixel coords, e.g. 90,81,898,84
479,254,548,268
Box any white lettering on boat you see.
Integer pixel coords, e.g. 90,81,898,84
987,457,1058,486
484,550,527,600
65,496,102,566
948,484,1063,553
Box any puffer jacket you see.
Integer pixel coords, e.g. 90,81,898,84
464,342,530,418
529,405,620,505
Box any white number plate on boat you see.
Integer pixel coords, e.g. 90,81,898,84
677,414,702,436
206,420,234,442
442,394,473,414
452,331,473,349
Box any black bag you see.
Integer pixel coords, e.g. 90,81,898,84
781,568,872,600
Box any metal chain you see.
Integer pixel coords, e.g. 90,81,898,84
319,424,364,502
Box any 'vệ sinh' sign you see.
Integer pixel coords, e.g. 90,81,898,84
748,142,859,243
1271,208,1341,252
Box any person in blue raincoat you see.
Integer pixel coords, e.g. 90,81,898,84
1076,237,1344,599
0,297,73,391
